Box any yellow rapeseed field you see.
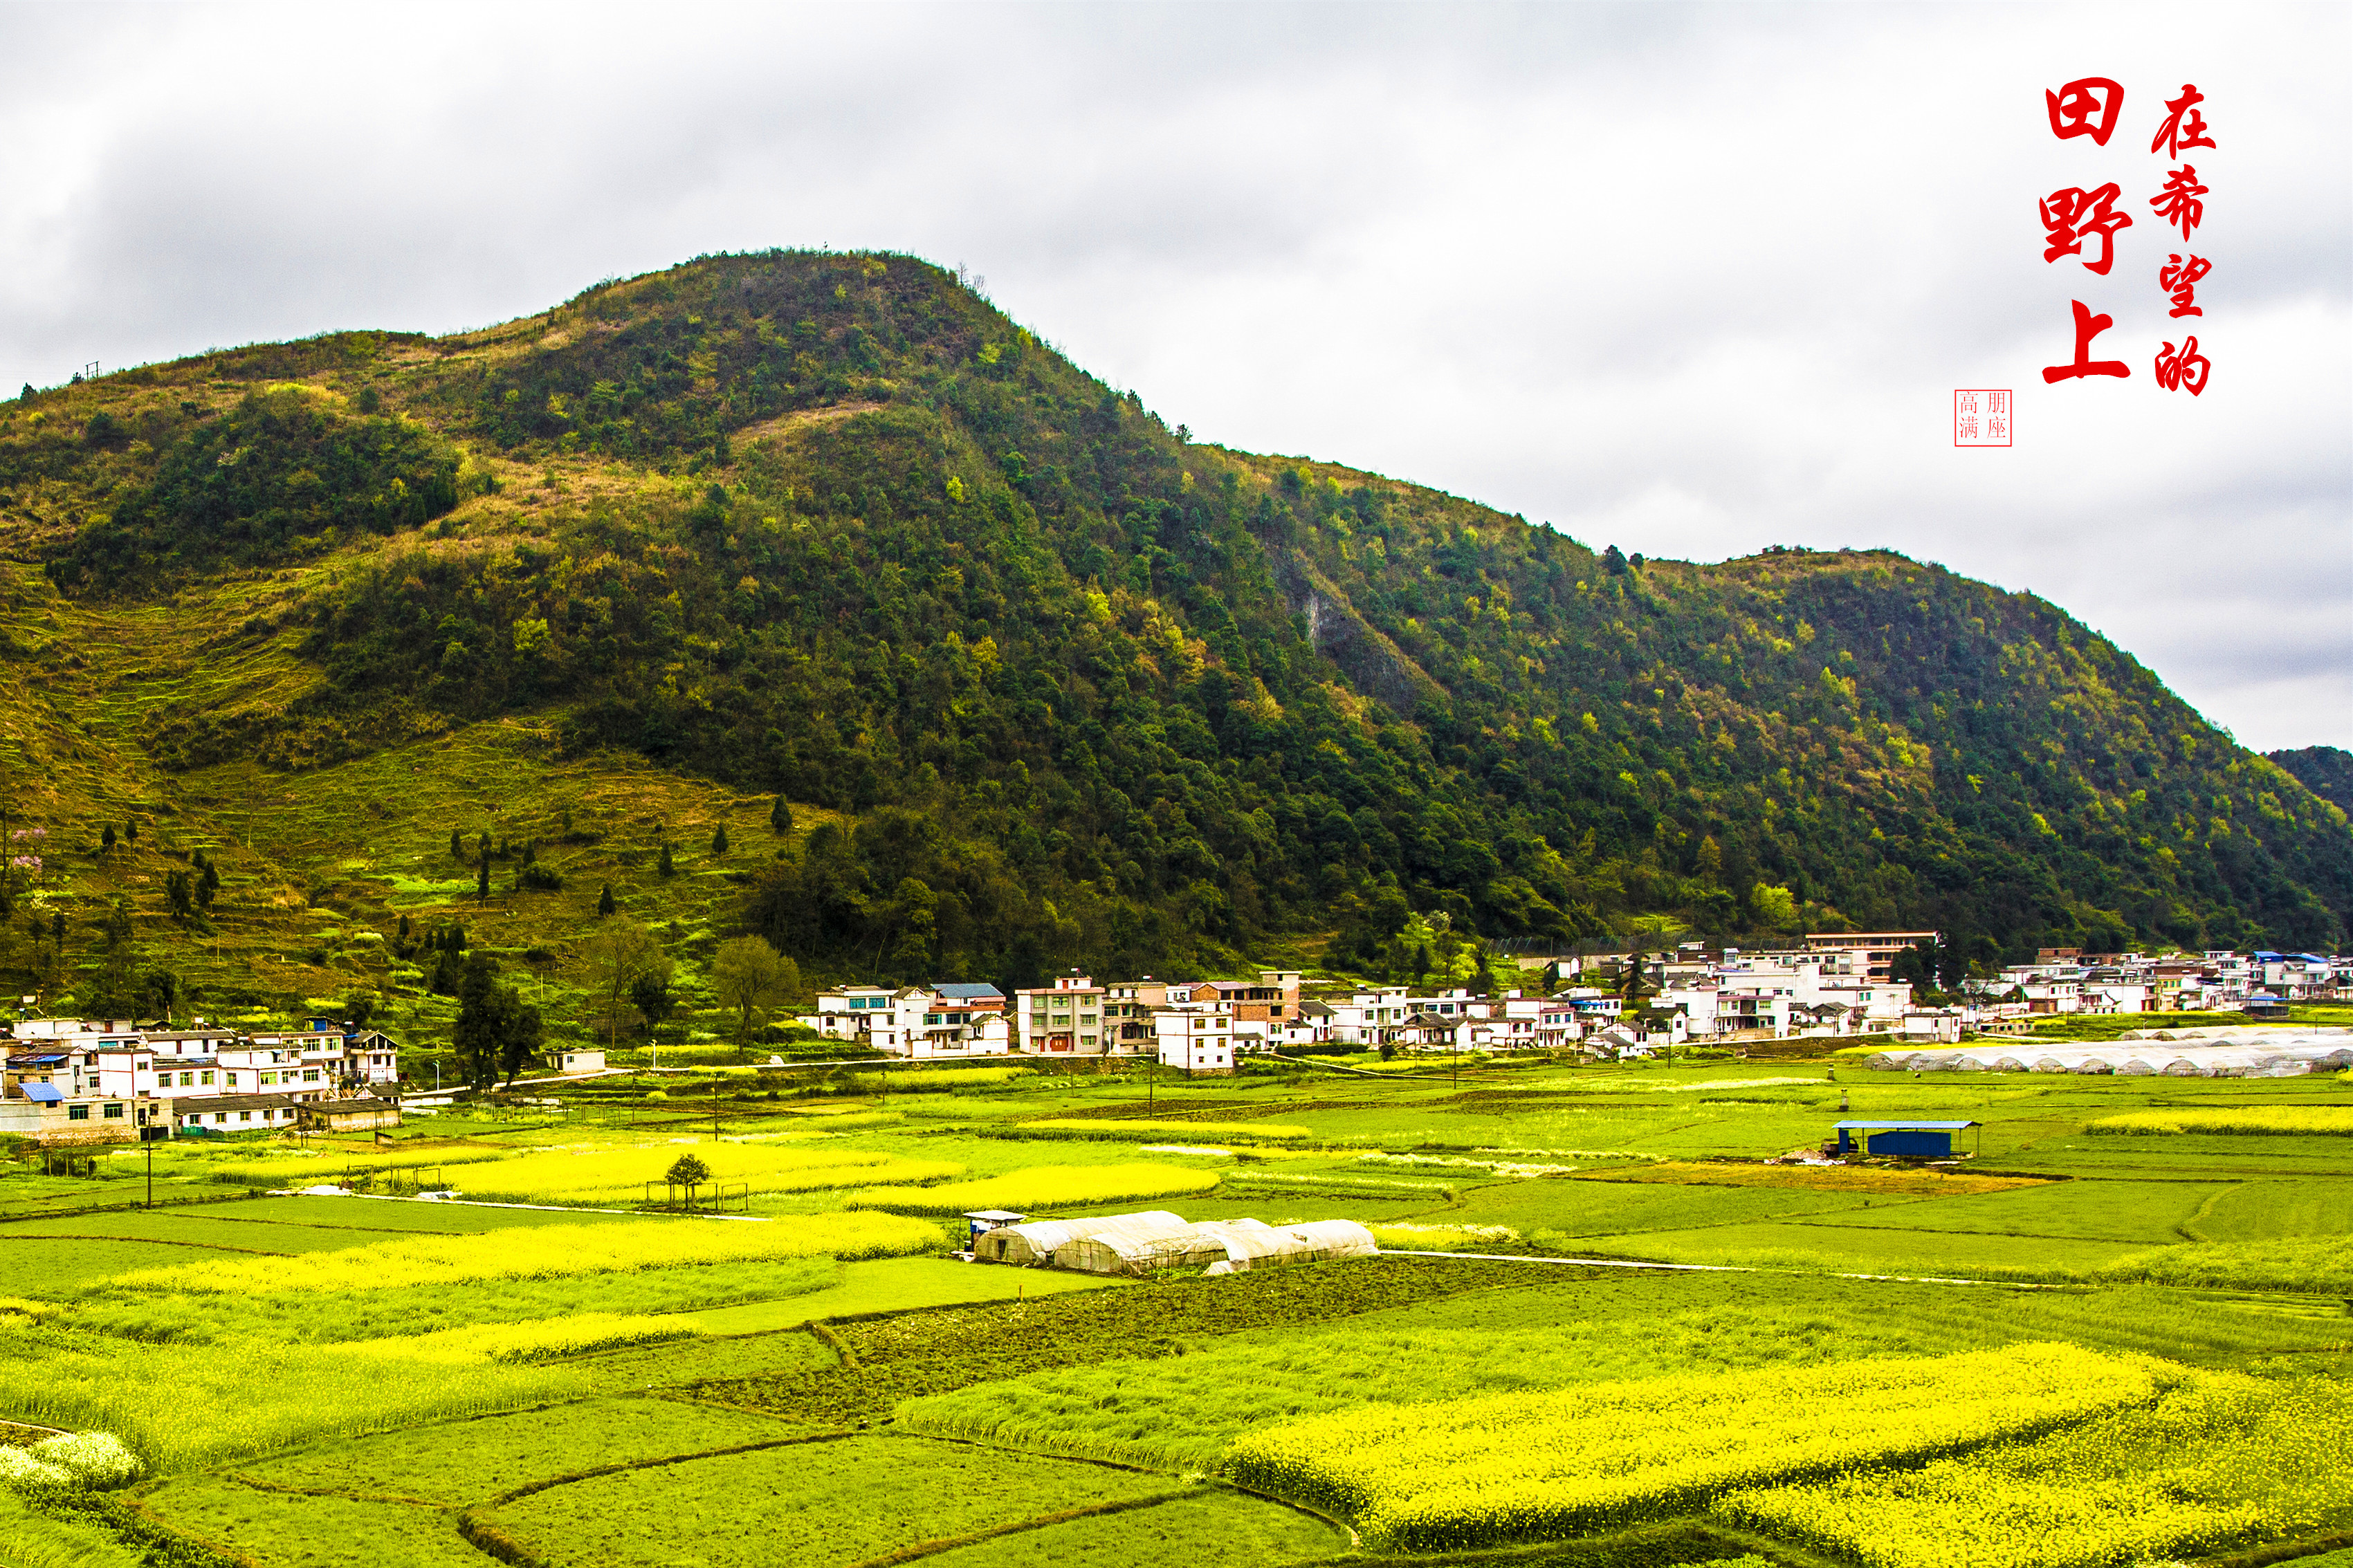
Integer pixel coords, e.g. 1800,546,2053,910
1716,1375,2353,1568
111,1212,940,1294
447,1141,962,1203
1225,1344,2181,1551
2087,1107,2353,1136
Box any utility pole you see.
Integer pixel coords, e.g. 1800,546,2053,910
711,1078,720,1143
145,1137,154,1209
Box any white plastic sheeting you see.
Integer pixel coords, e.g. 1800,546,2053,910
1869,1028,2353,1078
974,1210,1188,1266
1054,1215,1379,1276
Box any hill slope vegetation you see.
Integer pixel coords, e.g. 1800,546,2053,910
0,250,2345,1034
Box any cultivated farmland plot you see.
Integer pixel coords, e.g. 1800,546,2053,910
2,1050,2350,1566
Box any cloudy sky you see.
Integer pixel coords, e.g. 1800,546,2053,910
3,2,2345,750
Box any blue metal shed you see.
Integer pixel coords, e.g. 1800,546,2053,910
1832,1119,1981,1157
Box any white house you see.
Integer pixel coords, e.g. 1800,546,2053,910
1153,1004,1236,1073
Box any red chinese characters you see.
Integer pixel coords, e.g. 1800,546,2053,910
2154,336,2210,395
2046,77,2125,145
2159,253,2210,318
2151,84,2215,158
2150,165,2208,241
2040,183,2132,273
2042,300,2130,383
2029,77,2221,400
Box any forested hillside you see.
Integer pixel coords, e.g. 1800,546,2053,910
0,248,2345,1026
2272,746,2353,820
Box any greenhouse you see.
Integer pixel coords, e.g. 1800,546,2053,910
971,1210,1187,1266
1867,1029,2353,1078
1054,1216,1378,1277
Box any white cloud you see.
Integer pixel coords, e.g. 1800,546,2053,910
1,0,2343,748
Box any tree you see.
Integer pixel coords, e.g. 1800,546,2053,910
711,935,796,1045
125,821,137,847
453,954,502,1087
577,923,668,1051
597,883,617,916
452,953,543,1089
710,824,729,856
476,847,491,903
101,824,116,854
666,1153,711,1208
196,856,219,914
345,988,377,1028
450,829,464,859
497,992,544,1086
657,841,676,878
142,969,179,1023
630,970,675,1038
770,796,792,837
1624,913,1691,957
89,898,138,1015
164,870,196,925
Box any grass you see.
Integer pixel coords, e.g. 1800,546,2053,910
1788,1179,2231,1244
474,1434,1172,1568
255,1394,800,1502
75,1255,840,1345
1575,1220,2157,1278
896,1295,1963,1472
138,1477,487,1568
689,1255,1547,1428
843,1162,1222,1215
1017,1117,1313,1140
0,1488,145,1568
915,1485,1346,1567
0,1326,586,1472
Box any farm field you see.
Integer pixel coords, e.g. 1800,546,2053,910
3,1045,2351,1566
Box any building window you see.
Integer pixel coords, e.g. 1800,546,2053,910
201,1071,215,1086
104,1103,125,1119
68,1105,89,1121
303,1069,320,1083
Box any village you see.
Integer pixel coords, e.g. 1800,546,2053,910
4,932,2343,1150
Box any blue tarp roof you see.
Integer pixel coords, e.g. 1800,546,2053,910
20,1083,64,1103
1832,1120,1979,1129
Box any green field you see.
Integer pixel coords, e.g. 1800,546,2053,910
5,1053,2352,1566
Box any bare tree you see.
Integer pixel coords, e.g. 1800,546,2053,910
711,936,798,1046
576,924,669,1051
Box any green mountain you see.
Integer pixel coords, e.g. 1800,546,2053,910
1,249,2345,1042
2271,747,2353,820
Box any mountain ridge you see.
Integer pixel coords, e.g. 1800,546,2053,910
0,247,2343,1039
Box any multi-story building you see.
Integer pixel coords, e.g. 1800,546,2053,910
1152,1003,1235,1073
1015,974,1108,1055
1804,931,1939,981
798,986,1012,1058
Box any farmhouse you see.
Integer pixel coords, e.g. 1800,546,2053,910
2,1015,408,1143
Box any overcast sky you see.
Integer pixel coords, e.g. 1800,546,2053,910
3,1,2345,750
